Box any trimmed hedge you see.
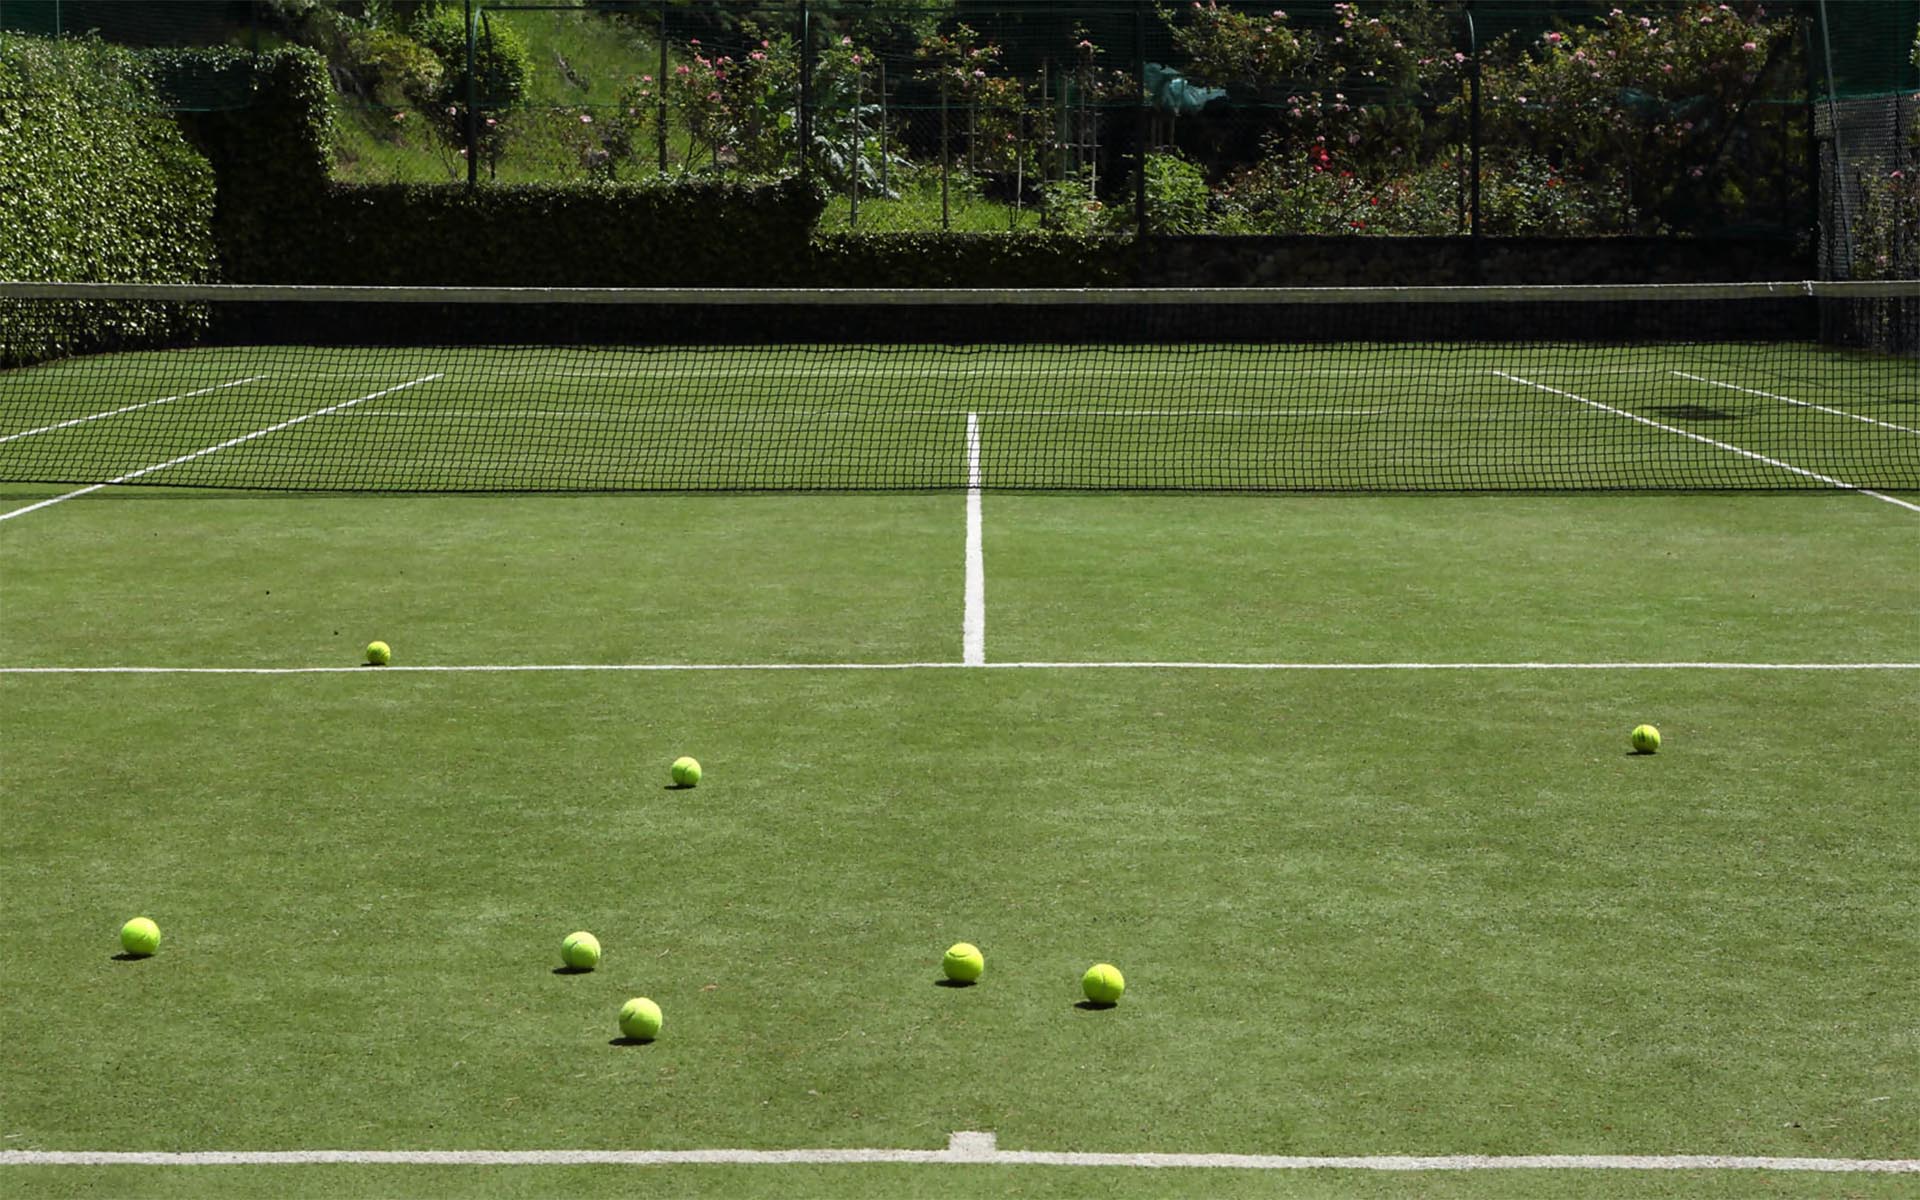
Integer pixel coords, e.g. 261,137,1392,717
805,233,1135,287
155,46,332,283
294,177,827,285
0,34,217,363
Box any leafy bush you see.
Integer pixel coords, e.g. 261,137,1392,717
1477,2,1798,233
0,33,216,363
345,26,444,112
409,3,534,168
0,35,216,284
1141,152,1210,234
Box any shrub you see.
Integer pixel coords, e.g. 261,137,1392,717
1141,152,1210,234
345,26,444,112
409,3,533,167
0,33,216,363
1477,2,1798,233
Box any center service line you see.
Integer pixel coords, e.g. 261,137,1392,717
963,411,986,666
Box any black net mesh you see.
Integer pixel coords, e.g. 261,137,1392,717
2,280,1914,494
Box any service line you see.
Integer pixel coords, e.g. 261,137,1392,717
0,375,444,523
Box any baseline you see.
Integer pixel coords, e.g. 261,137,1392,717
2,661,1915,675
3,1131,1915,1173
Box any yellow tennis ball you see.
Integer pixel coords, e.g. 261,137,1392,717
619,997,662,1041
1082,962,1125,1004
1631,724,1661,754
943,942,984,983
365,641,391,666
561,931,601,970
120,917,161,957
671,756,701,787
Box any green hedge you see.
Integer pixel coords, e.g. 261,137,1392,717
155,46,332,283
806,233,1135,287
294,177,827,285
0,33,216,363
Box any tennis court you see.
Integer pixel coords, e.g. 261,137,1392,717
1,283,1915,1197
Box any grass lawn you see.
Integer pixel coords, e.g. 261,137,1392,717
1,478,1915,1197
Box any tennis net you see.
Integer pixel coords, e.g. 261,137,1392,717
1,280,1914,494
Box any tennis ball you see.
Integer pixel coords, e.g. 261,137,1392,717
671,756,701,788
561,930,601,970
943,942,984,983
1631,724,1662,754
120,917,161,957
619,997,663,1041
1082,962,1125,1005
365,640,391,666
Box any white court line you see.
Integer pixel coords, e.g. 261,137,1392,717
0,375,443,524
3,661,1915,676
963,413,986,666
340,407,1386,420
2,1132,1914,1173
1672,370,1920,435
0,376,266,445
1493,371,1920,513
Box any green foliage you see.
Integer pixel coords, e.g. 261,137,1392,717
156,46,333,281
410,2,534,167
297,176,824,284
807,231,1133,285
0,33,215,363
1140,152,1210,234
1477,2,1798,233
345,26,445,110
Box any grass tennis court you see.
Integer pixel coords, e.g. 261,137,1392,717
1,479,1916,1198
1,287,1917,1195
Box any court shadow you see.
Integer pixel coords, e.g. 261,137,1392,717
934,978,976,989
1644,404,1737,422
1074,1000,1117,1011
110,953,151,963
665,784,695,792
552,966,594,975
609,1036,655,1047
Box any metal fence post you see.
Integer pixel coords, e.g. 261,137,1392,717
465,0,478,189
657,3,668,174
1135,0,1147,235
798,2,813,182
1466,4,1480,245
